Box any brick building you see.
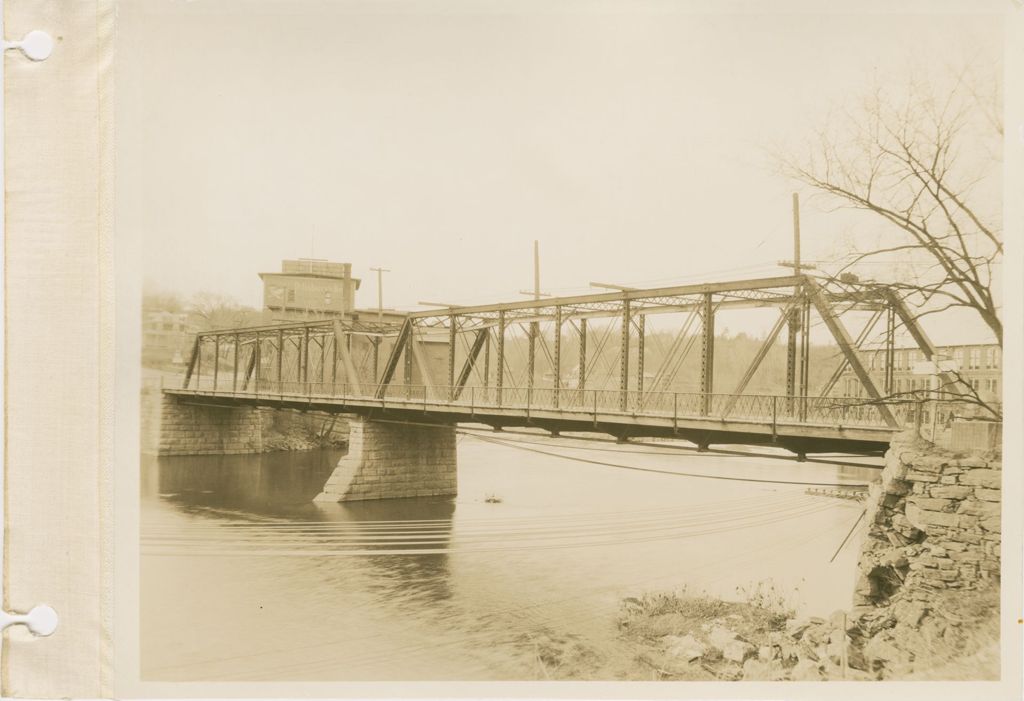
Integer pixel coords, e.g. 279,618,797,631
259,259,360,319
840,343,1002,403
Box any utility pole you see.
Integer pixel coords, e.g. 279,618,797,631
369,267,390,323
792,192,801,276
781,193,809,423
369,267,390,382
515,241,541,391
533,239,540,301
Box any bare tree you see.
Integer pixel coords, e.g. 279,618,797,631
780,64,1002,346
188,291,261,331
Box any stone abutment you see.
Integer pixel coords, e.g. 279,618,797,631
314,418,457,502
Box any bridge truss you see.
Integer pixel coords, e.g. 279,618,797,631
180,274,958,435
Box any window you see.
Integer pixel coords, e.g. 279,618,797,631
896,351,904,371
953,348,965,369
992,347,1001,369
286,288,296,303
324,291,333,305
969,348,981,370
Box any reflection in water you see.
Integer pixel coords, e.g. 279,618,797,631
141,436,879,681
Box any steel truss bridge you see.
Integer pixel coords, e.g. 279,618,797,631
169,274,963,456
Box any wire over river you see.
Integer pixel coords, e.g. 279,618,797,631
462,431,872,488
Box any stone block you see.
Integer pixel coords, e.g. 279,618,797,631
957,500,999,518
904,470,941,483
980,516,1000,533
928,485,971,499
910,498,954,511
958,469,1001,489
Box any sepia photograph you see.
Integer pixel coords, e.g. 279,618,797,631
118,0,1012,688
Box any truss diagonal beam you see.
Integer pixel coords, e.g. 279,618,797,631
805,279,897,428
453,329,489,400
375,318,412,398
721,302,794,417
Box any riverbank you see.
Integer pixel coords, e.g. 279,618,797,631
521,581,998,681
261,421,347,452
610,583,997,681
535,430,1003,681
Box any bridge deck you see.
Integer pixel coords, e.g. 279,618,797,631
164,381,905,455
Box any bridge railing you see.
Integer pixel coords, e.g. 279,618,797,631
181,374,952,429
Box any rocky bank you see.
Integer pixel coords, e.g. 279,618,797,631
614,429,1001,681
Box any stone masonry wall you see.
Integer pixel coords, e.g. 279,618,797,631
314,418,457,502
848,429,1001,672
157,396,263,455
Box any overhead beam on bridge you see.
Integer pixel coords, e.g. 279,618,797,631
405,275,805,320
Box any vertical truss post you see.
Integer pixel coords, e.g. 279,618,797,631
884,303,896,395
331,333,338,385
403,333,413,398
483,331,491,391
786,307,799,407
182,336,199,389
799,298,811,421
553,305,562,408
232,334,239,392
528,319,537,392
303,327,311,384
620,299,631,412
496,310,506,406
372,338,380,386
254,332,262,392
213,335,220,390
277,329,284,387
700,293,715,416
578,318,587,391
318,336,325,383
195,336,203,388
636,314,645,402
448,315,457,400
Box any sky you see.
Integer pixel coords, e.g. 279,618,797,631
117,0,1005,344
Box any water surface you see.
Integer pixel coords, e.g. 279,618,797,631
141,432,875,681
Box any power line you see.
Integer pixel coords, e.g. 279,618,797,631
465,433,871,488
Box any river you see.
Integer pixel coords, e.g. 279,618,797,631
140,430,876,681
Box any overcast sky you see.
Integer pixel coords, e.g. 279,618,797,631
117,0,1004,344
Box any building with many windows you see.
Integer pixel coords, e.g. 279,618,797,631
840,343,1001,404
259,259,361,319
142,310,194,367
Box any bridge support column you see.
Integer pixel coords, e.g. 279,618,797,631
156,396,263,455
314,418,457,502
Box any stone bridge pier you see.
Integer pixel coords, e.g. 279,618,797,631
155,395,264,455
314,418,457,502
